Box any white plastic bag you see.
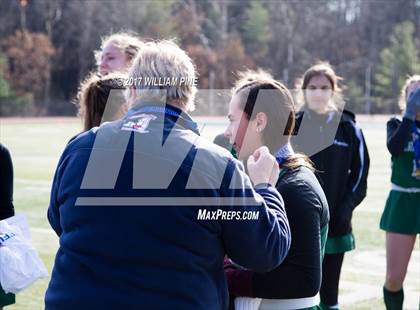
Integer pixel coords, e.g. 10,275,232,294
0,214,48,294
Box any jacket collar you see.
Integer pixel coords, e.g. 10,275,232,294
126,102,200,135
274,143,295,165
305,108,338,124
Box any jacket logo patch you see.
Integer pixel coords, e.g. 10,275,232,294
122,114,157,133
333,139,349,147
404,141,414,153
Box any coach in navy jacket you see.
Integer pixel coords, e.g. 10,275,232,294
45,40,291,310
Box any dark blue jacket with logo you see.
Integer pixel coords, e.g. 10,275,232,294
45,104,291,310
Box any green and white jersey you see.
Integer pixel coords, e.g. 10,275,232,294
391,140,420,188
388,118,420,189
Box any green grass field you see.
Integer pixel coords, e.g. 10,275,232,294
0,115,419,310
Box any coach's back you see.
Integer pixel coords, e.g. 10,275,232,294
45,103,291,310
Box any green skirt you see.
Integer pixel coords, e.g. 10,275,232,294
325,233,355,254
0,285,15,307
380,190,420,234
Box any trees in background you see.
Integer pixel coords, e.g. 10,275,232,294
0,31,56,115
375,21,419,113
0,0,419,116
1,31,55,115
242,1,270,62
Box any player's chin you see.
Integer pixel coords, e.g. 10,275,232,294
99,68,109,76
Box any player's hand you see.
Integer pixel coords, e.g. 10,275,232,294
404,87,420,121
247,146,279,187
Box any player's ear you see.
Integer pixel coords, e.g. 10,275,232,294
255,112,268,132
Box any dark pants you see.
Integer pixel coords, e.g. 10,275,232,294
320,253,345,306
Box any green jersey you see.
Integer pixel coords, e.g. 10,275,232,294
388,118,420,188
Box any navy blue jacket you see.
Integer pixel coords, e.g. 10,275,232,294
45,104,291,310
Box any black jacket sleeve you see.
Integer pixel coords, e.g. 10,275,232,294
0,144,15,220
224,177,324,299
252,181,324,298
387,117,413,157
336,121,370,229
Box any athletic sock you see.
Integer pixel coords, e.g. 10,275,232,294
383,286,404,310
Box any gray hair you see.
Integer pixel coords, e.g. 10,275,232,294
127,40,197,111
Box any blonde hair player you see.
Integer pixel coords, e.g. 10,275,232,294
380,75,420,310
96,32,143,76
73,32,142,134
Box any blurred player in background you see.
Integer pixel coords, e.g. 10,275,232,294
380,75,420,310
293,62,370,310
